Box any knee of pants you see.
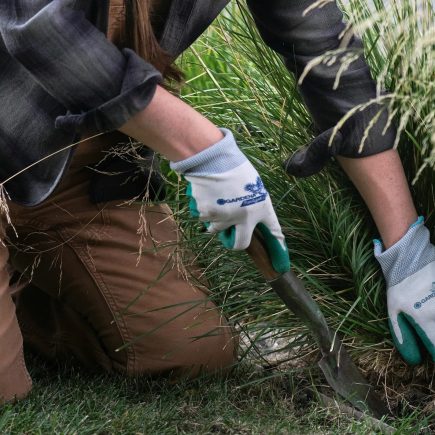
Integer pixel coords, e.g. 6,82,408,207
116,312,238,379
0,347,33,405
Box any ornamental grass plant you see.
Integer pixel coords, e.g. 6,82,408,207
166,0,435,415
0,1,433,432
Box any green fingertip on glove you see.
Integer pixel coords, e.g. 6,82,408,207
218,223,290,275
390,313,435,366
255,223,290,274
186,183,199,218
217,226,236,249
186,182,210,228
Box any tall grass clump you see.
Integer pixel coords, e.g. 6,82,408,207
164,0,434,412
340,0,434,219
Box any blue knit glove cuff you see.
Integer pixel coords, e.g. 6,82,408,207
169,128,247,175
374,216,435,287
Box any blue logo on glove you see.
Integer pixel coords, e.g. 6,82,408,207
414,282,435,309
217,177,268,207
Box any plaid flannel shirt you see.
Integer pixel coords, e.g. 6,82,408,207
0,0,395,206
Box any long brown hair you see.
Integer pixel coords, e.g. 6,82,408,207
121,0,183,86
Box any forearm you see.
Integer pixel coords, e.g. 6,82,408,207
119,85,224,162
337,150,418,248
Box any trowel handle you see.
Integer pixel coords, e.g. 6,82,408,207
246,229,390,418
246,229,333,349
246,229,281,281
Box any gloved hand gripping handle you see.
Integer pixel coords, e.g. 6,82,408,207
246,229,389,418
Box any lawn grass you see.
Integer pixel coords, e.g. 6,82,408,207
0,354,427,434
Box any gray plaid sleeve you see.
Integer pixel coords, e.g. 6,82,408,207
0,0,162,134
247,0,396,164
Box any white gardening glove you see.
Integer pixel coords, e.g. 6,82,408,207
375,216,435,365
170,128,290,274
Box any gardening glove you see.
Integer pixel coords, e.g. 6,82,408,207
170,128,290,274
374,216,435,365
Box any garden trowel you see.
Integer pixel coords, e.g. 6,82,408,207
246,229,390,419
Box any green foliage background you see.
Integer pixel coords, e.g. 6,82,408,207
166,0,435,395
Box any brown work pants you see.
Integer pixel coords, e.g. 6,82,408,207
0,133,236,404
